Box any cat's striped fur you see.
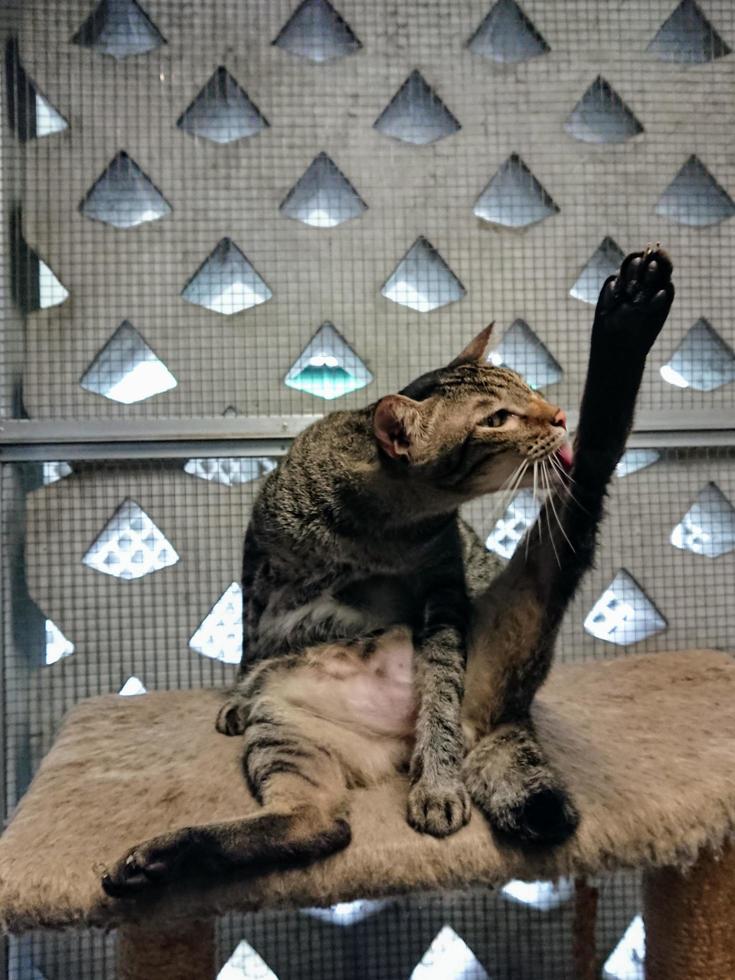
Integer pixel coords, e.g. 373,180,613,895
103,247,674,895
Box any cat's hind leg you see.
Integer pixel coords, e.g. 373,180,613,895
102,697,350,896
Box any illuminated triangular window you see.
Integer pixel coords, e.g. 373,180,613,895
655,156,735,228
83,499,179,580
374,70,460,146
569,236,624,304
474,155,558,228
80,151,171,229
72,0,166,59
659,318,735,391
410,926,489,980
285,322,372,400
273,0,361,63
584,570,666,646
189,583,243,664
181,238,272,314
382,237,465,312
218,939,279,980
485,489,541,559
6,43,68,141
565,77,644,144
671,482,735,558
280,153,367,228
488,319,562,389
119,676,147,696
615,450,660,478
184,457,277,486
177,67,269,144
603,914,645,979
80,320,177,404
468,0,549,64
45,619,75,665
647,0,730,64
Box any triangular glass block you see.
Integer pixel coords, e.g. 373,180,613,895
189,582,243,664
177,67,269,145
655,156,735,228
42,462,73,485
474,154,558,228
565,77,644,144
603,915,645,980
80,320,177,404
487,319,562,389
646,0,731,64
584,569,667,646
280,152,367,228
303,900,390,925
71,0,166,59
285,322,373,399
222,405,238,417
374,70,461,146
671,482,735,558
570,236,625,304
184,457,277,486
119,676,147,696
181,238,272,314
82,498,180,580
410,925,489,980
13,236,70,313
218,939,279,980
80,151,171,229
382,237,465,312
6,41,69,141
485,488,541,559
502,878,574,910
615,449,660,478
467,0,550,64
273,0,361,63
38,258,70,309
45,619,74,665
659,318,735,391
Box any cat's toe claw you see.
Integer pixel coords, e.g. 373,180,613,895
216,698,247,736
407,780,471,838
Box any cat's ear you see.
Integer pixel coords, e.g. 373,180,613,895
448,323,494,367
373,394,423,460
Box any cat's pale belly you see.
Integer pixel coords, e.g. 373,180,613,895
272,627,418,738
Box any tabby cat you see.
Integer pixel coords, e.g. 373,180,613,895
103,246,674,895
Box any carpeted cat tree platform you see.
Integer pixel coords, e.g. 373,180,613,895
1,649,735,980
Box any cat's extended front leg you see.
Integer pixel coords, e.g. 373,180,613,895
463,246,675,844
408,590,472,837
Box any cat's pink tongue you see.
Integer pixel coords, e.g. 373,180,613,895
556,442,574,472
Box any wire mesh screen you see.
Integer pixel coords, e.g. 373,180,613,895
1,0,735,978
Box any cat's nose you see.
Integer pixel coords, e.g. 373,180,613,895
552,409,567,430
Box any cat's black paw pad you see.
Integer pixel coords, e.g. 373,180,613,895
216,698,248,736
101,834,193,897
407,778,471,838
493,786,580,846
595,245,675,354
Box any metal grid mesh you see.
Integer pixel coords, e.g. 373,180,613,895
1,0,734,977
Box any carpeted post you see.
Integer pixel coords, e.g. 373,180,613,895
643,843,735,980
118,916,216,980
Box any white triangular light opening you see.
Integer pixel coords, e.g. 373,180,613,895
83,499,180,581
646,0,731,64
603,914,645,980
474,154,558,228
671,482,735,558
45,619,75,665
485,489,541,560
182,238,272,314
659,318,735,392
570,236,624,304
184,457,277,486
218,939,279,980
80,320,177,404
382,237,465,312
584,569,666,646
80,150,171,228
488,319,562,389
502,878,574,910
410,925,489,980
615,450,660,478
273,0,361,64
285,322,372,400
468,0,549,64
189,583,243,664
565,76,644,144
71,0,166,60
280,152,367,228
42,462,73,485
304,899,390,925
655,156,735,228
38,258,70,309
177,67,269,144
119,676,147,696
374,70,461,146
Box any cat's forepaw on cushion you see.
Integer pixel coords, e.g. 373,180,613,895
407,777,471,837
594,244,675,356
215,696,248,736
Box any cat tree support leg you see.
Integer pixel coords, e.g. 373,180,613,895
117,916,216,980
642,842,735,980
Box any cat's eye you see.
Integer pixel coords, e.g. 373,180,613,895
485,410,510,428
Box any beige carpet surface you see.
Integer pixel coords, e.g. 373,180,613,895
1,649,735,931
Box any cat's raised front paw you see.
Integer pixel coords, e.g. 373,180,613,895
594,244,675,356
407,777,471,837
216,697,248,736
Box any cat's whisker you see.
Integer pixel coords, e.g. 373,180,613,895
488,460,528,525
540,463,562,569
547,455,590,515
543,459,576,557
